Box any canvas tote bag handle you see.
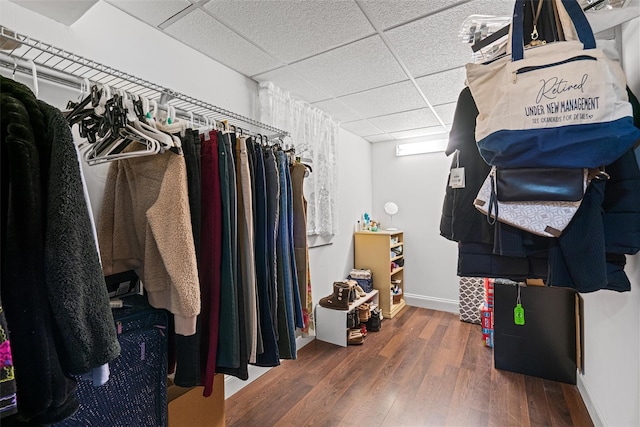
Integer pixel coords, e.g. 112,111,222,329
511,0,596,61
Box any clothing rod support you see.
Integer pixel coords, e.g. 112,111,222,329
0,25,289,137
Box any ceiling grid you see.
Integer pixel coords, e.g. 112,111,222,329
102,0,517,142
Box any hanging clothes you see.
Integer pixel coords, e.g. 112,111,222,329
236,136,259,364
245,138,264,357
98,143,201,336
440,86,640,292
216,131,248,380
252,141,280,368
1,76,120,424
275,150,300,360
173,128,203,387
198,130,223,396
283,153,305,331
290,162,313,333
263,148,280,341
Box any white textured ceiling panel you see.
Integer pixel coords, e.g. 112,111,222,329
203,0,374,64
416,67,466,106
365,134,392,143
253,67,330,103
290,35,407,98
433,102,458,125
359,0,466,30
337,80,425,119
369,108,443,133
385,0,513,77
9,0,97,25
312,99,363,123
106,0,190,26
164,9,281,76
389,125,451,140
341,120,385,137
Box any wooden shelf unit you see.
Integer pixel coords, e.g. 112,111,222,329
354,231,406,319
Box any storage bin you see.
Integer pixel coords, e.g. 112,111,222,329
348,269,373,293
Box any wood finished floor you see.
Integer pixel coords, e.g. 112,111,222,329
225,306,593,427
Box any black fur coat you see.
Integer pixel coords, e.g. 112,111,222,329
1,76,120,425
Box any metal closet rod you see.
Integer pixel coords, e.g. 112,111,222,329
0,25,289,138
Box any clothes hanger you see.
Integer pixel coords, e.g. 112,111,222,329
134,94,176,152
188,111,194,129
86,91,161,164
153,105,183,151
28,60,38,98
198,115,212,140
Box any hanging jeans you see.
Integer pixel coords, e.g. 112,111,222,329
263,148,280,341
253,142,279,367
215,132,240,372
245,139,264,356
217,133,248,381
276,151,299,359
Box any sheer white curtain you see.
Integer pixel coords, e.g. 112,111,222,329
259,81,338,236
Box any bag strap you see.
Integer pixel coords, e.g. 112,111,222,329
511,0,596,61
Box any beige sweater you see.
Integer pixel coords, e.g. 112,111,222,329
98,147,200,335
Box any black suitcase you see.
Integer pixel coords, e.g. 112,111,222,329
54,295,168,426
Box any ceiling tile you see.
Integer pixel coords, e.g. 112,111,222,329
337,80,425,119
253,67,331,103
369,108,444,133
203,0,374,63
416,67,466,105
366,134,393,143
341,120,385,137
359,0,461,30
389,125,451,140
433,102,457,125
385,0,513,76
106,0,190,27
10,0,98,25
164,9,281,76
290,35,407,98
312,99,363,123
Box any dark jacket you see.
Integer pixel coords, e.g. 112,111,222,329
441,87,549,280
441,86,640,291
1,76,120,424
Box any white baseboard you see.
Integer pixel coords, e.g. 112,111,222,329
403,293,459,314
577,375,605,427
224,334,315,399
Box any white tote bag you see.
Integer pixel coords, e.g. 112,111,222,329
465,0,639,169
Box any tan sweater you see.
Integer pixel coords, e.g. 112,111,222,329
98,147,200,335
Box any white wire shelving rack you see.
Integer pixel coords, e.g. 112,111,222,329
0,25,289,137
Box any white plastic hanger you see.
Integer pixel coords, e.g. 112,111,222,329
28,60,38,98
133,94,175,152
86,88,162,164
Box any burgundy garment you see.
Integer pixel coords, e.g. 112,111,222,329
199,131,223,397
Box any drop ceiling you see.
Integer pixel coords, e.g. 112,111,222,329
100,1,520,141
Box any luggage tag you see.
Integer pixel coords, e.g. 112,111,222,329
449,150,465,188
514,283,525,326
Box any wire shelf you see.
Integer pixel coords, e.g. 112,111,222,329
0,25,289,137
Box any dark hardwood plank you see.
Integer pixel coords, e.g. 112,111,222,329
525,375,554,427
561,383,594,427
225,307,593,426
